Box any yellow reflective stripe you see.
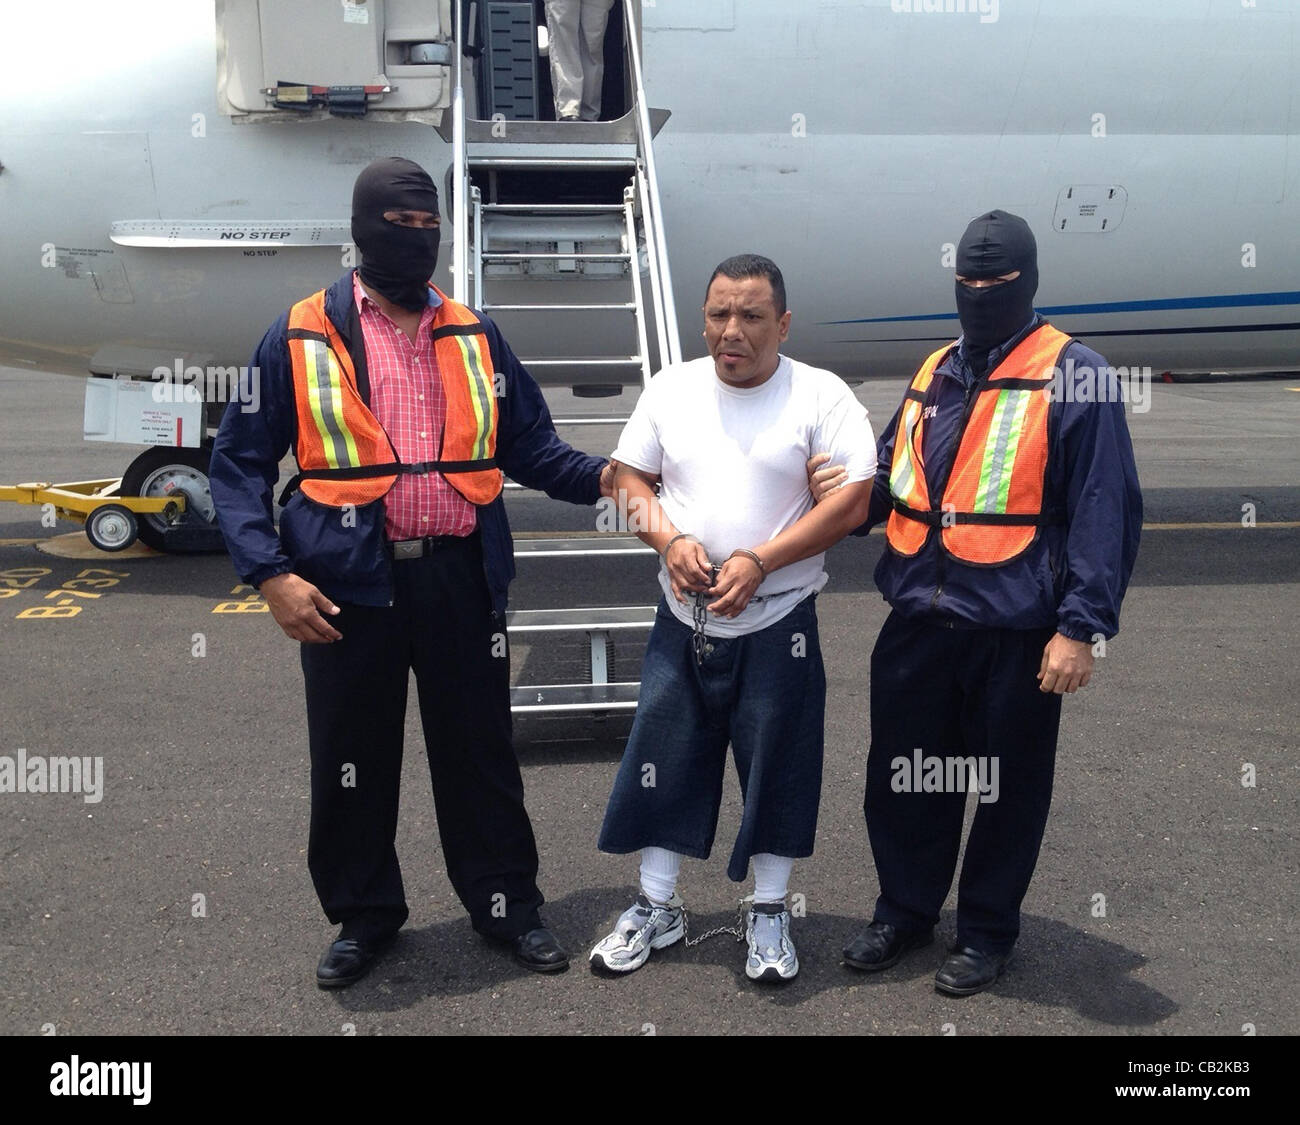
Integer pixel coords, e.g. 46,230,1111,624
303,341,341,469
303,339,359,469
453,331,495,460
972,389,1033,514
972,390,1012,514
993,390,1033,512
890,399,922,502
889,356,944,505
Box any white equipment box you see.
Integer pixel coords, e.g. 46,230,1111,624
83,377,204,447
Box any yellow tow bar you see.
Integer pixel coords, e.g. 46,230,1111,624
0,479,186,552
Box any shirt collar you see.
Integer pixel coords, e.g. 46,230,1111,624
352,270,443,313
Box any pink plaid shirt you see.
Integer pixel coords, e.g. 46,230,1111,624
353,273,477,540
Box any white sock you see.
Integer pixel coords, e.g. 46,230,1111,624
752,853,794,906
639,847,682,905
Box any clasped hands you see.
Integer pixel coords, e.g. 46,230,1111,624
664,535,763,618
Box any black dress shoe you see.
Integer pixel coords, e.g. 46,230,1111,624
843,921,934,972
315,935,392,989
512,927,570,973
934,945,1011,996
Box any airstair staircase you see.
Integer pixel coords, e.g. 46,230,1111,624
447,0,682,716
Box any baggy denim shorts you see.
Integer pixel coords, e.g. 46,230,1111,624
597,594,826,881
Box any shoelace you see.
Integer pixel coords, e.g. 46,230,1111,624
617,902,673,953
750,912,791,959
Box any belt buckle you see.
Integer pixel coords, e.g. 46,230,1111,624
392,539,422,560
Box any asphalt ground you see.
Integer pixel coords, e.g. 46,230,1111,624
0,364,1296,1039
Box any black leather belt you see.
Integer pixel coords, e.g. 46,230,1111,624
386,535,469,560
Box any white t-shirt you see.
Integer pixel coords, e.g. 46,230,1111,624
612,354,877,637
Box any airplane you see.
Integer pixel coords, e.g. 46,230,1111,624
0,0,1296,556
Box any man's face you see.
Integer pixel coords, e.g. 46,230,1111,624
702,275,791,386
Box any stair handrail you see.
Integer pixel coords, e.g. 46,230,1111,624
622,0,681,366
451,0,470,303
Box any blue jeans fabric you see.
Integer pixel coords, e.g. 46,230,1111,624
597,595,826,881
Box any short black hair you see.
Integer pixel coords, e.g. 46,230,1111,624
705,253,787,315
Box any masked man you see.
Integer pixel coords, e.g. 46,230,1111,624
210,156,614,987
811,211,1142,995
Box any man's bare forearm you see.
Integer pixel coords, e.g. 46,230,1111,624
753,480,873,574
612,465,681,554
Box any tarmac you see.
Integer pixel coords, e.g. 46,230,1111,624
0,363,1296,1036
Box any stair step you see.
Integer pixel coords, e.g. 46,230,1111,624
513,536,654,558
483,303,637,312
510,682,641,714
481,251,631,262
550,416,632,425
520,357,642,367
482,203,626,212
506,606,656,632
468,156,637,169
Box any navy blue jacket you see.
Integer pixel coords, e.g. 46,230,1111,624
209,271,605,613
866,315,1142,641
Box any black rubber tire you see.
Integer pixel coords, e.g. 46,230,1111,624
119,446,217,553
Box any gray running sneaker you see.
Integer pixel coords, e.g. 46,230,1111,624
589,893,685,973
746,901,798,982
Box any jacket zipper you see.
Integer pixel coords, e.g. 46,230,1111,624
928,375,983,612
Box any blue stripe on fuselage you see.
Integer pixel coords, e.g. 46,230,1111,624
820,290,1300,326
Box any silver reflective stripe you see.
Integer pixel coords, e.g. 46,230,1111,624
305,339,351,468
978,389,1029,514
890,400,922,501
462,336,495,461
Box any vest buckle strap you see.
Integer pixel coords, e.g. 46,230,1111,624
278,458,499,506
891,499,1062,528
892,500,944,528
399,458,497,475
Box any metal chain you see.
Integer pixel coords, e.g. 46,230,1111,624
682,895,752,948
691,564,719,665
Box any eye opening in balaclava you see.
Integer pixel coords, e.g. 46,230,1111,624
954,209,1039,375
351,156,441,312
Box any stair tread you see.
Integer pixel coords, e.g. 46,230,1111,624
513,536,654,557
510,682,641,711
507,606,656,630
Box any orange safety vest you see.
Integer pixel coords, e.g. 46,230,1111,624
886,322,1070,566
284,284,502,508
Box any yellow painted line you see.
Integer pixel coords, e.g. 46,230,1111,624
15,522,1288,551
1145,521,1300,530
520,524,1300,537
523,523,1300,539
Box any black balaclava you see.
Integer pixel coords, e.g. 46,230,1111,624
351,156,441,312
954,209,1039,374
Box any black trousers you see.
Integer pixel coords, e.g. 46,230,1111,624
300,535,543,943
865,610,1062,954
